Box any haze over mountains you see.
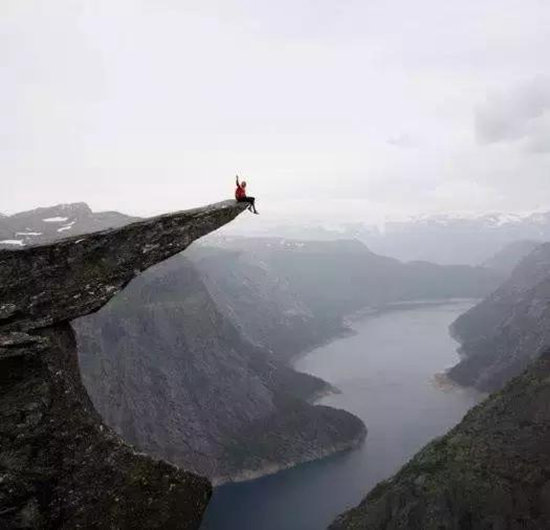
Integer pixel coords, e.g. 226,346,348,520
194,237,502,323
75,254,366,483
481,239,541,276
357,212,550,265
4,204,550,269
333,239,550,528
227,210,550,266
332,214,550,528
3,200,550,528
0,203,506,485
4,0,549,526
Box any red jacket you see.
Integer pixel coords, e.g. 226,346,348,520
235,185,246,200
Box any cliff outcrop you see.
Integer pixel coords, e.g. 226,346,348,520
0,200,247,529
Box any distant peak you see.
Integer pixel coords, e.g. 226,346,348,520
8,202,93,220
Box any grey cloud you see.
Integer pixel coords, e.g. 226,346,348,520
525,113,550,153
475,77,550,152
2,0,550,218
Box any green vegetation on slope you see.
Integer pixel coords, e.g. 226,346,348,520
331,351,550,529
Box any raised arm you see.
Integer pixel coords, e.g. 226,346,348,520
235,174,240,186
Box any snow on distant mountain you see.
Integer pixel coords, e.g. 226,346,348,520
208,209,550,265
0,239,25,246
4,203,550,267
400,211,534,226
0,203,138,248
43,216,70,223
344,211,550,265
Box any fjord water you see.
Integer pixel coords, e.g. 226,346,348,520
201,301,483,530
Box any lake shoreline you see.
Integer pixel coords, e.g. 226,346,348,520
212,427,366,486
290,297,480,365
202,301,483,530
210,298,480,488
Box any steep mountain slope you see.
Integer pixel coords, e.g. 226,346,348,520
449,242,550,391
1,202,504,488
200,237,504,327
187,243,348,360
331,350,550,529
481,240,542,276
73,234,501,484
74,255,365,483
72,235,502,485
0,201,246,529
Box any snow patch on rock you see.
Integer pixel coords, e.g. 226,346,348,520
57,221,76,233
43,217,69,223
0,240,25,246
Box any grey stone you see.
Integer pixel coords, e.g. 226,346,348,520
0,200,247,529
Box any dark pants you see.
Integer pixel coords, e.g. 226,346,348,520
237,196,256,210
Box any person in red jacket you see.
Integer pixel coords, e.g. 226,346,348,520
235,175,259,214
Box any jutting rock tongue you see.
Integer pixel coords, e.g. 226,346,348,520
0,201,247,529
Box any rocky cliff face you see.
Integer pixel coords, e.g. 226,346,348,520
74,253,365,484
0,200,247,529
449,242,550,391
186,243,347,361
70,233,501,484
331,350,550,530
196,236,504,340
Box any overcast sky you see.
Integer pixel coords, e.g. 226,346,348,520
2,0,549,223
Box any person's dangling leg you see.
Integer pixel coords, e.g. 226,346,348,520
237,197,251,210
237,196,258,214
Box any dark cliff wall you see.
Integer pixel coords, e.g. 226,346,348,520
331,351,550,530
0,201,247,529
1,323,210,529
186,244,346,361
189,238,503,365
201,238,503,323
449,242,550,391
74,254,366,484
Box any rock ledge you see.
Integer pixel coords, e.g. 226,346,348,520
0,200,247,529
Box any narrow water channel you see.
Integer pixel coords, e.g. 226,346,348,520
202,301,483,530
